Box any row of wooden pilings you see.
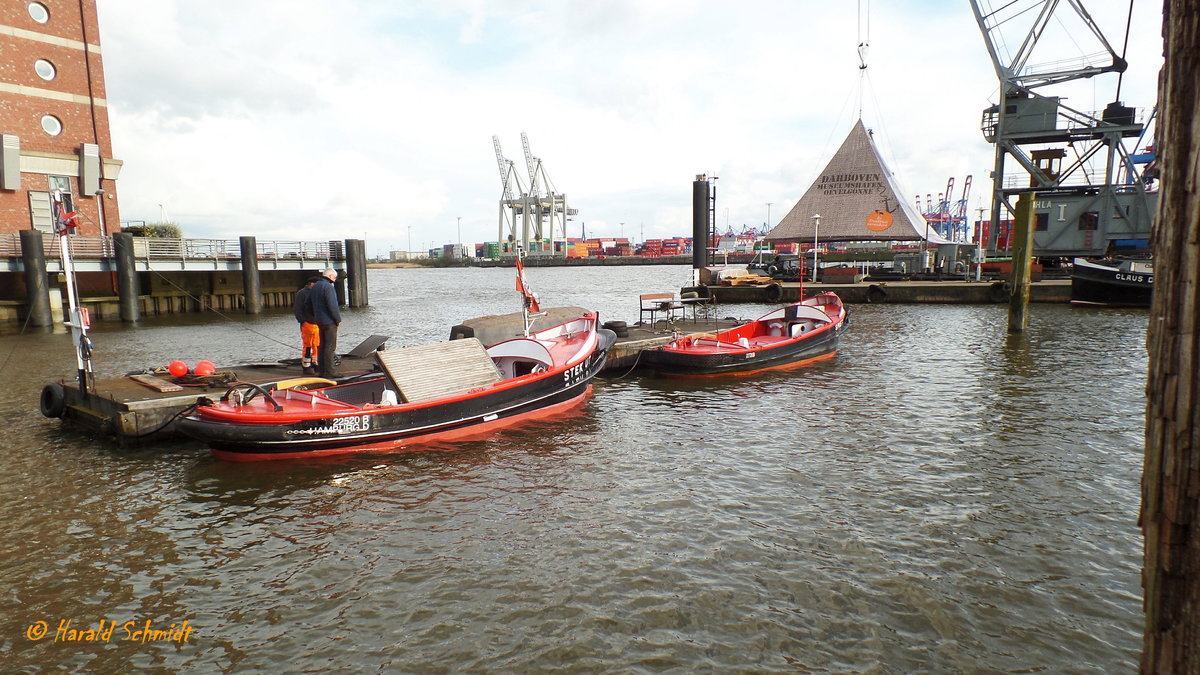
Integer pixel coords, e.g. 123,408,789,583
16,231,369,326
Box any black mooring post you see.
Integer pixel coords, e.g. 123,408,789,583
113,232,140,322
692,176,709,271
20,229,53,327
345,238,368,308
239,236,263,314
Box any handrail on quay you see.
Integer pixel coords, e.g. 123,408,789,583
0,235,344,272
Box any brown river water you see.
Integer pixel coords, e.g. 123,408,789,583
0,266,1146,671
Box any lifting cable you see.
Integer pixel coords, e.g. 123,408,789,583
1114,0,1135,102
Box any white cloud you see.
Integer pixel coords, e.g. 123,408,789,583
97,0,1164,254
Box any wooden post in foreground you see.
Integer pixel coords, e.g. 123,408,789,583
1142,0,1200,671
1007,193,1034,333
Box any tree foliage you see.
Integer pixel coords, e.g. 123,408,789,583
123,222,182,238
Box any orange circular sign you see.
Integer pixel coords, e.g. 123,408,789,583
866,210,894,231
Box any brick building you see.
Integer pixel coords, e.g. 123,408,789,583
0,0,121,237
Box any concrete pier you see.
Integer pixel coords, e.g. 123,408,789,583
48,361,377,446
2,235,369,325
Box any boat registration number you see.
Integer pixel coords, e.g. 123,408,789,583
563,362,588,386
291,415,371,436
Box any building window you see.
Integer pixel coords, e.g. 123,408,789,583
40,115,62,136
1035,213,1049,231
28,2,49,23
34,59,56,81
48,176,73,211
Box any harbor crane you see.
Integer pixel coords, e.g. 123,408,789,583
493,135,528,256
492,133,576,258
969,0,1155,257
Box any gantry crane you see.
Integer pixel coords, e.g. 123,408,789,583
491,134,575,258
493,135,529,256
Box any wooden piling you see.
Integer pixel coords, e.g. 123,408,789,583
1007,193,1035,333
1142,0,1200,669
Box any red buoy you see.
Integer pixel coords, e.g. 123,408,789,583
168,360,188,377
194,360,216,376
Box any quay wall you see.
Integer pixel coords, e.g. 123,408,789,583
1,235,366,325
704,279,1072,304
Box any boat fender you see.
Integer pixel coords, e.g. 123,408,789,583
764,283,783,303
39,382,66,418
767,265,780,277
989,281,1011,303
866,284,888,303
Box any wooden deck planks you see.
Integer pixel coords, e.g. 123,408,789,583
375,338,502,403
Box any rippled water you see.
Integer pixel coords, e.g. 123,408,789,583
0,266,1147,671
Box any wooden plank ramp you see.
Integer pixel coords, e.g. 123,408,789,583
375,338,501,403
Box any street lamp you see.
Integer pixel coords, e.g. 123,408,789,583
766,202,772,229
811,214,821,284
457,217,462,258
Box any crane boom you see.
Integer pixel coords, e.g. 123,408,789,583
493,135,515,201
521,132,541,199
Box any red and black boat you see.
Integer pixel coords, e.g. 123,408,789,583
177,312,614,461
640,292,847,376
178,259,615,461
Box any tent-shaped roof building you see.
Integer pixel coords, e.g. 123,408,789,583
765,120,949,245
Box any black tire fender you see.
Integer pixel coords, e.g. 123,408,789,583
764,283,784,303
40,382,66,418
866,284,888,303
989,281,1011,303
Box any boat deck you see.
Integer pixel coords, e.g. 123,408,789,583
682,334,791,353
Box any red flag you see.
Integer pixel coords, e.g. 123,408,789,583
515,256,540,312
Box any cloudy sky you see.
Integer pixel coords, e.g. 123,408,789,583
95,1,1163,256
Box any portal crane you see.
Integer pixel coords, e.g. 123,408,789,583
969,0,1154,257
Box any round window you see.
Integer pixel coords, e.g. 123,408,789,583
28,2,49,23
41,115,62,136
35,59,56,81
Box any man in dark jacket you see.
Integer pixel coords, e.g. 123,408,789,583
308,268,342,378
293,276,321,375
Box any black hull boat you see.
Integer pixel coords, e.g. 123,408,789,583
641,292,847,376
1070,257,1153,307
177,312,615,461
